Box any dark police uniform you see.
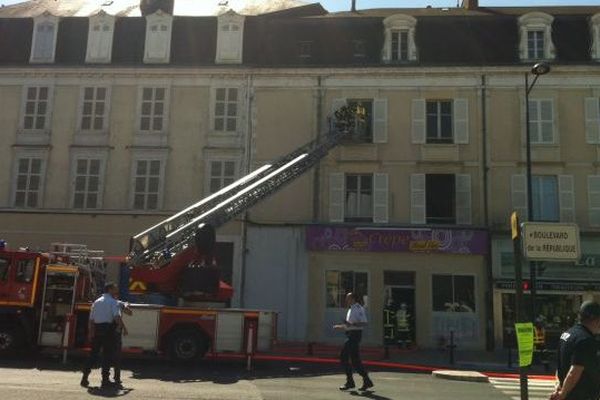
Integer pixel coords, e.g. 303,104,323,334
557,323,600,400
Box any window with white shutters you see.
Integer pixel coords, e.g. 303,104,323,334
589,176,600,226
345,174,373,222
22,86,50,131
532,175,559,222
585,98,600,144
72,159,103,209
132,159,163,210
528,99,554,144
373,173,389,223
214,88,238,132
426,174,456,224
558,175,575,223
410,174,426,224
216,21,244,63
86,13,114,63
144,12,172,63
30,17,57,63
139,87,167,133
426,101,453,144
511,175,528,219
208,160,237,194
13,158,44,208
80,87,108,131
329,173,344,223
455,174,472,225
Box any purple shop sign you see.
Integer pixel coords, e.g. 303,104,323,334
306,226,488,255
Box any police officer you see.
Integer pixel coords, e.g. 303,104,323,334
551,301,600,400
112,293,132,387
81,282,123,389
334,292,374,392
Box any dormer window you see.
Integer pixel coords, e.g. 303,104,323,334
144,10,172,64
86,11,115,63
30,13,58,63
216,10,244,64
591,13,600,61
519,12,555,61
382,14,417,63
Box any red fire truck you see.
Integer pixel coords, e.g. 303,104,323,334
0,106,357,362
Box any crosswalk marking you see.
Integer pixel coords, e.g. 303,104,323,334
489,377,556,400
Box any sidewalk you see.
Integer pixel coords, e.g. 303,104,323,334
270,342,555,376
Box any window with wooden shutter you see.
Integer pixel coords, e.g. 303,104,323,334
455,174,472,225
411,99,426,144
585,98,600,144
373,173,389,223
410,174,426,224
588,176,600,226
372,98,388,144
558,175,575,222
329,173,344,223
511,175,528,220
453,98,469,144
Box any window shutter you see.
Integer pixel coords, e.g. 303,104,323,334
411,99,426,144
372,98,388,144
410,174,426,224
453,98,469,144
373,173,389,223
588,176,600,226
585,98,600,144
455,174,472,225
558,175,575,223
511,174,528,220
329,173,345,223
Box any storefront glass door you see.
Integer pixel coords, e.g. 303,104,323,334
384,271,415,348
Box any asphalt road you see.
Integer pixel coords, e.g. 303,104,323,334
0,356,514,400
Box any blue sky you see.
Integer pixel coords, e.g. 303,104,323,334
1,0,599,10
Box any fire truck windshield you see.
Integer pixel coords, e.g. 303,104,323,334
0,258,9,281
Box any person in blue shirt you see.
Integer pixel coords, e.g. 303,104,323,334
80,282,123,389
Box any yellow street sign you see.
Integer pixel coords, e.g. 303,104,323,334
515,322,534,367
511,212,519,240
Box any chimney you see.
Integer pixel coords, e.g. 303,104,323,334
461,0,478,10
351,0,356,12
140,0,174,16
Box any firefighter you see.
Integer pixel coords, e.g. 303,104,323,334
81,282,123,389
383,297,397,344
396,303,412,348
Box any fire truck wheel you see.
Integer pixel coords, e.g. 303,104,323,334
0,327,21,354
168,329,208,362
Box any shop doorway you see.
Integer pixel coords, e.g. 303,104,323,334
383,271,416,348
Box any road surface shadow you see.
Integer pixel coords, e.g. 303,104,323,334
86,386,134,398
349,390,394,400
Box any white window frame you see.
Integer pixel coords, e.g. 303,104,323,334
324,269,370,310
205,158,239,196
344,173,374,222
588,175,600,227
518,12,555,61
11,148,49,208
143,10,172,64
19,85,54,134
425,100,454,143
215,10,245,64
30,12,59,63
69,148,109,209
85,11,115,64
211,87,240,134
528,98,555,144
591,14,600,61
77,86,111,133
382,14,417,63
129,150,168,211
136,86,170,134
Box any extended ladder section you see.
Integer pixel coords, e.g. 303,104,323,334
128,128,347,267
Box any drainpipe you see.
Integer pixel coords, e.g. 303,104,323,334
239,73,254,308
481,74,495,351
312,76,324,221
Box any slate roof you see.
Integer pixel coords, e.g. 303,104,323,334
0,1,598,68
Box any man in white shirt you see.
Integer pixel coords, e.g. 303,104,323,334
81,282,123,389
334,292,374,391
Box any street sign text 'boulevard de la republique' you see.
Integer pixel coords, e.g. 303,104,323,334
522,222,581,262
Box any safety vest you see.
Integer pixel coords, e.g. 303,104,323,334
383,308,396,340
397,310,410,332
534,327,546,346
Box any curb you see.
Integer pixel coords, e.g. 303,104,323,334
432,370,489,383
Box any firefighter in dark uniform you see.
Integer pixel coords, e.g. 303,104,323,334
551,301,600,400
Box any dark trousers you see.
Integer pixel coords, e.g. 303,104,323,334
113,332,122,382
340,330,368,382
83,323,116,381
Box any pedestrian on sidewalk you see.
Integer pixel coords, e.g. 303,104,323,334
112,292,133,387
81,282,123,389
334,292,374,392
551,301,600,400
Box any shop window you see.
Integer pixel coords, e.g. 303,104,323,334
0,258,9,281
426,174,456,224
15,259,35,283
326,271,368,308
532,175,559,222
432,274,475,313
345,174,373,222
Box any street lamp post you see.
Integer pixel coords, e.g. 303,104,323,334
524,62,551,322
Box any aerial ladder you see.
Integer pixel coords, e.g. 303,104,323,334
127,104,365,299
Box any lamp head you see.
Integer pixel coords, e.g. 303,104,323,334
531,62,551,76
